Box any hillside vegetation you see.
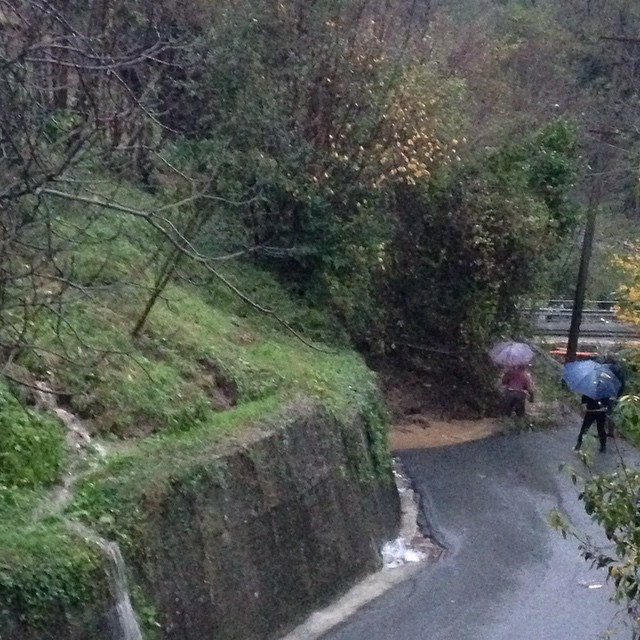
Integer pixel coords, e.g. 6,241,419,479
0,0,587,411
0,180,390,633
3,0,640,635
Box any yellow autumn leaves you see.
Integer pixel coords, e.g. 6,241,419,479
318,81,463,190
613,245,640,325
300,19,467,194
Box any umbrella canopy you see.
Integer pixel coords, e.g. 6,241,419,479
488,341,535,367
562,360,621,400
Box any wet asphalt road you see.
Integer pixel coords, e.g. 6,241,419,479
321,422,638,640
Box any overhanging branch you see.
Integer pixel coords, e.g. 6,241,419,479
39,187,333,353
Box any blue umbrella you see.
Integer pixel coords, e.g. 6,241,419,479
562,360,621,400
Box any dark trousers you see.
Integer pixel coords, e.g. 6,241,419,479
505,389,526,417
576,411,607,451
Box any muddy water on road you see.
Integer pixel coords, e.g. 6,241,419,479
390,417,503,450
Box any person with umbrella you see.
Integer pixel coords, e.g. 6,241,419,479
489,342,536,417
562,360,622,453
575,396,609,453
502,365,535,417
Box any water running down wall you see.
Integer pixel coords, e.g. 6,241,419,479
34,386,144,640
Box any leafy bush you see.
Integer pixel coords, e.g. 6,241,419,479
381,120,580,351
0,520,110,629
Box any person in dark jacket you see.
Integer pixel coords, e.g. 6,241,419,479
574,395,609,453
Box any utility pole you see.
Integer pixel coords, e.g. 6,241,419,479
566,158,603,363
565,207,597,362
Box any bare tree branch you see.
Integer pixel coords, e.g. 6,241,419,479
39,187,334,353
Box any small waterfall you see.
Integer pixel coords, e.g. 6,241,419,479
69,523,145,640
32,383,105,519
33,385,106,459
95,537,144,640
34,384,144,640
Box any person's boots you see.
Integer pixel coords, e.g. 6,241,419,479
574,438,582,451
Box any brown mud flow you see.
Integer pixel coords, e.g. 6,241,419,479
390,417,503,450
379,365,504,452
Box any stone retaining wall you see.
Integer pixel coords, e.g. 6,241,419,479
135,401,399,639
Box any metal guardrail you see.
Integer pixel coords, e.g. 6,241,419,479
529,300,639,337
536,309,617,321
544,299,617,310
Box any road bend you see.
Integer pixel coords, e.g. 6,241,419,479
320,423,638,640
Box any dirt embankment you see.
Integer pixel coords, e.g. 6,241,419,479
380,367,503,450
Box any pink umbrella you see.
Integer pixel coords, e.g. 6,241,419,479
488,341,535,367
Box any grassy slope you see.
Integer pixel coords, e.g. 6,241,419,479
0,183,385,631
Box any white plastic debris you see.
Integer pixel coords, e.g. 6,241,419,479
404,549,423,563
578,580,603,590
382,538,426,569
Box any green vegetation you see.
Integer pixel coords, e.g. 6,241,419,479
3,0,640,636
0,383,66,490
0,521,109,629
0,183,387,633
